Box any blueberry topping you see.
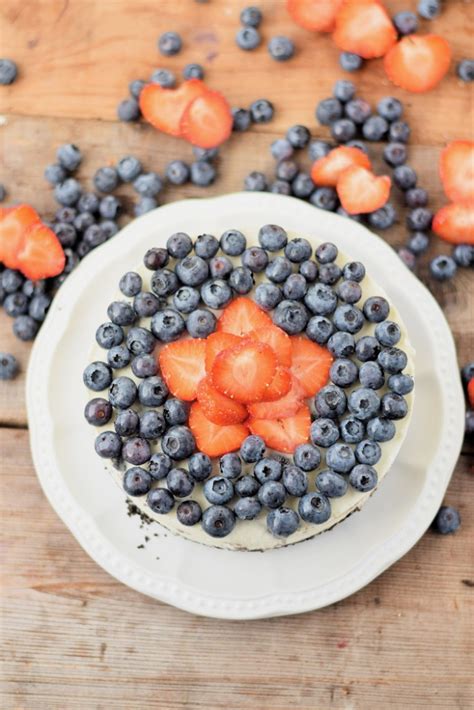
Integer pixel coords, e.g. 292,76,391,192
258,480,286,509
123,467,152,496
167,467,194,497
298,492,331,524
161,426,195,460
147,487,175,514
204,476,234,504
201,505,236,537
235,497,262,521
177,500,202,526
349,464,378,492
316,470,348,498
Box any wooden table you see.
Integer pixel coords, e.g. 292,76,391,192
1,1,473,708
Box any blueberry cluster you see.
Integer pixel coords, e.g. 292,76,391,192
0,266,52,342
235,6,295,62
83,227,412,541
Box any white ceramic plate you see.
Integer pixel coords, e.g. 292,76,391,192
27,193,464,619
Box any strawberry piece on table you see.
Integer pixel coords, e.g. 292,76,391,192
180,89,233,149
337,166,391,215
189,402,249,458
440,141,474,203
333,0,397,59
384,34,451,93
287,0,343,33
197,376,248,425
159,338,207,401
217,296,272,337
289,336,333,397
249,404,311,454
17,222,65,280
139,79,207,136
432,202,474,245
468,378,474,409
262,366,292,402
0,204,40,269
311,146,372,187
211,340,277,403
247,375,305,420
248,324,292,367
205,331,242,373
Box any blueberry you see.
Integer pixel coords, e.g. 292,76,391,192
201,505,235,537
84,397,112,426
236,26,261,50
232,107,252,132
13,315,39,341
349,464,378,492
147,487,175,514
327,331,355,358
255,282,282,311
282,465,308,496
345,98,371,125
73,212,94,234
333,79,356,102
219,229,246,256
229,267,254,294
138,375,168,407
258,480,286,509
166,468,194,498
316,97,343,126
389,121,411,144
276,159,299,181
204,476,234,504
315,384,346,419
106,301,136,327
176,255,209,286
270,138,293,162
393,11,418,35
433,505,461,534
4,292,29,317
0,353,19,381
339,416,365,444
254,457,282,483
381,392,408,420
209,255,233,279
378,347,407,374
319,263,342,286
258,224,288,252
273,299,308,334
310,186,338,211
44,163,68,185
316,470,348,498
305,283,338,315
348,387,381,421
93,167,119,194
158,31,182,56
368,203,397,231
182,62,205,80
188,452,212,482
165,159,190,186
240,6,262,27
83,224,106,248
383,142,407,167
193,147,219,162
337,280,362,305
235,497,262,521
359,361,385,390
117,155,142,183
177,500,202,526
117,97,140,121
54,178,82,206
186,308,217,338
339,52,364,72
282,274,306,301
118,272,141,299
461,362,474,386
299,260,319,282
95,431,122,459
367,417,395,442
151,68,176,88
465,411,474,436
355,439,381,466
453,244,474,267
405,189,429,211
195,233,219,259
393,165,417,191
346,143,368,158
267,507,300,537
418,0,441,20
133,291,161,318
22,279,46,298
217,453,241,480
265,256,292,283
374,322,400,349
355,336,381,362
331,118,357,144
298,492,331,524
306,315,335,344
151,270,179,297
457,59,474,83
406,207,433,232
268,35,295,61
388,373,414,395
397,246,415,271
286,124,310,149
201,280,232,310
249,98,274,123
343,261,365,282
310,418,339,448
244,171,267,191
162,399,188,427
0,58,18,85
123,467,152,496
107,344,131,369
330,358,358,387
129,79,147,99
308,140,332,162
285,238,312,263
326,443,356,473
362,115,388,141
134,198,158,217
109,376,137,409
173,286,200,314
377,97,403,122
241,435,266,463
114,409,140,436
161,426,195,460
242,246,269,272
99,195,121,220
292,172,314,199
191,161,217,186
235,475,260,497
133,172,163,198
140,409,166,440
363,296,390,323
83,361,112,391
407,231,430,256
333,304,364,334
430,255,457,281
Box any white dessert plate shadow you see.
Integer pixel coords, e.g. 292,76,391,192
27,193,464,619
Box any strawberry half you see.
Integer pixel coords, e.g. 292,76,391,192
311,146,372,187
197,376,248,425
159,338,207,401
440,141,474,203
263,366,292,402
217,296,272,337
287,0,344,33
384,34,451,93
211,340,277,403
139,79,207,137
333,0,397,59
337,166,391,215
247,375,305,420
468,378,474,409
205,331,242,373
17,222,65,280
248,324,292,367
290,336,333,397
0,204,40,269
432,202,474,245
249,405,311,454
189,402,249,458
180,89,233,149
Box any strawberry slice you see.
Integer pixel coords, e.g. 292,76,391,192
248,325,292,367
333,0,397,59
205,331,243,373
17,222,65,280
197,376,248,425
468,378,474,409
0,204,40,269
189,401,249,458
211,340,277,403
139,79,208,137
158,338,207,401
247,376,305,420
311,146,372,187
180,89,233,149
263,366,292,402
337,166,391,215
290,336,333,397
287,0,344,33
440,141,474,203
249,405,311,454
217,296,272,337
384,35,451,93
432,202,474,245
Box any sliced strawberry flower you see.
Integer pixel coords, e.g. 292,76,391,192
197,376,248,425
247,375,305,420
249,404,311,453
311,146,372,187
440,141,474,203
432,202,474,245
211,339,277,403
263,366,292,402
337,166,391,215
139,79,208,137
189,401,249,458
205,331,243,373
248,324,292,367
158,338,207,400
217,296,272,337
384,34,451,93
333,0,397,59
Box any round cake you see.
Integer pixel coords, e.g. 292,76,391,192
83,223,415,551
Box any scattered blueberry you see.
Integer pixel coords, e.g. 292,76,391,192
339,52,363,72
457,59,474,83
191,161,216,186
268,36,295,61
134,197,158,216
129,79,147,99
433,505,461,534
453,244,474,267
331,118,357,143
44,163,68,186
276,159,299,181
430,255,457,281
117,98,140,121
383,142,407,167
368,203,397,231
240,6,262,27
310,187,338,211
236,26,261,51
133,172,163,198
12,315,39,341
362,115,388,141
0,58,18,85
0,353,19,381
232,107,252,132
271,138,294,161
117,156,143,183
165,159,190,185
151,68,176,88
389,120,410,143
316,98,343,126
158,31,182,56
93,167,119,194
393,11,418,35
418,0,441,20
308,139,332,162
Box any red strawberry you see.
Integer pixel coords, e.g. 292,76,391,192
311,146,372,187
0,204,40,269
189,402,249,458
263,366,292,402
333,0,397,59
180,89,233,149
432,202,474,245
468,378,474,409
248,324,292,367
247,376,305,420
158,338,207,401
217,296,272,337
337,166,391,214
384,35,451,94
139,79,207,137
249,405,311,454
17,222,65,280
205,331,242,373
290,336,333,397
287,0,344,33
197,376,248,425
211,340,277,403
440,141,474,203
